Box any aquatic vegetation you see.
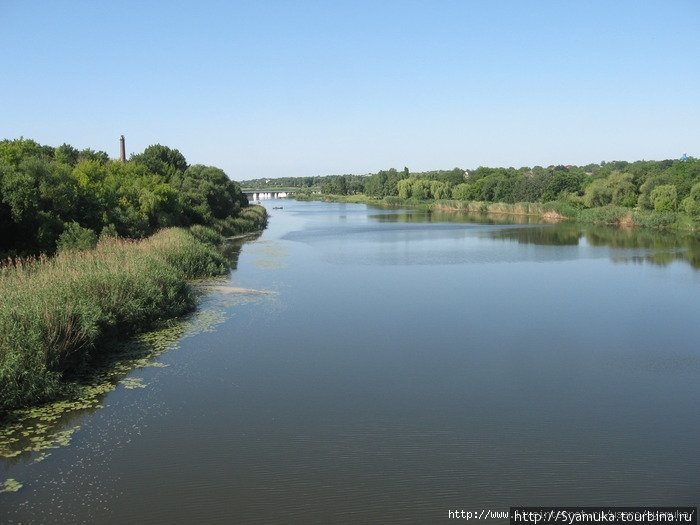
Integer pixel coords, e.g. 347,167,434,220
248,240,289,270
120,378,146,389
250,241,289,258
0,300,236,462
0,478,23,493
253,259,286,270
0,228,234,412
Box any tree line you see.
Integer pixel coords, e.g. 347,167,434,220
253,159,700,220
0,138,260,257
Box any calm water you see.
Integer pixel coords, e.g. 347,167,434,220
2,200,699,523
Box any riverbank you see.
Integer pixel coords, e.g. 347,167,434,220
0,219,264,413
297,193,699,231
436,200,699,230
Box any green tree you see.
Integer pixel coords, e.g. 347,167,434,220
0,138,51,167
638,174,672,209
0,159,40,223
681,182,700,218
442,168,466,186
130,144,188,180
546,169,585,199
397,178,413,199
607,172,638,207
429,180,451,200
451,183,471,200
650,184,677,212
364,171,387,197
171,164,245,224
53,143,80,166
583,178,612,208
77,148,109,164
411,179,431,200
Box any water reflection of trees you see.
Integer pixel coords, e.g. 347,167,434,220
370,212,431,223
489,224,582,246
369,210,700,269
370,211,539,225
490,223,700,269
585,227,700,268
431,212,538,225
223,232,262,268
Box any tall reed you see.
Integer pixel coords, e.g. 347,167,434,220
0,228,230,412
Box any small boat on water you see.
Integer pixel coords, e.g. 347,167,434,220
273,206,284,210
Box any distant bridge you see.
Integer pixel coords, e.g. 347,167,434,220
242,189,296,201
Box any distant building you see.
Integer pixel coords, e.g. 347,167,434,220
680,152,688,161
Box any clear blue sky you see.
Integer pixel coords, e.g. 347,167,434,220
1,0,698,180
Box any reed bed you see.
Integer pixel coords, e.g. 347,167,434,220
0,228,229,412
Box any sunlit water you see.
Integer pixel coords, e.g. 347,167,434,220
2,200,699,523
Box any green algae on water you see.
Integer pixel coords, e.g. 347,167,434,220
0,478,23,493
120,378,146,390
0,302,234,462
253,259,285,269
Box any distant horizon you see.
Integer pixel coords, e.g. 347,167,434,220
234,154,695,182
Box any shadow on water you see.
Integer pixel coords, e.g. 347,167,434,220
221,231,262,268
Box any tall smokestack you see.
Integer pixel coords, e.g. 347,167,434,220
119,135,126,162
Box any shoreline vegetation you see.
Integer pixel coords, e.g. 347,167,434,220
0,138,268,413
243,157,700,232
298,193,695,231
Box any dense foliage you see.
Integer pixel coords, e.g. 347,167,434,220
0,138,257,257
261,158,700,228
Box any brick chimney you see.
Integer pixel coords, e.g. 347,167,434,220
119,135,126,162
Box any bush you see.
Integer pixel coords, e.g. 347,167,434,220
632,209,678,230
382,196,402,206
578,205,630,224
57,222,98,252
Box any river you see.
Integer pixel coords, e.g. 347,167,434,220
1,200,699,523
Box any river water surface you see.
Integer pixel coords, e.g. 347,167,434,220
1,200,699,523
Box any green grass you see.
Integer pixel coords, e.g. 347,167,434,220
0,227,235,412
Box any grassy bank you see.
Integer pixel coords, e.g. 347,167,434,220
431,200,574,220
295,192,427,209
434,200,698,230
300,193,699,232
0,222,262,413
